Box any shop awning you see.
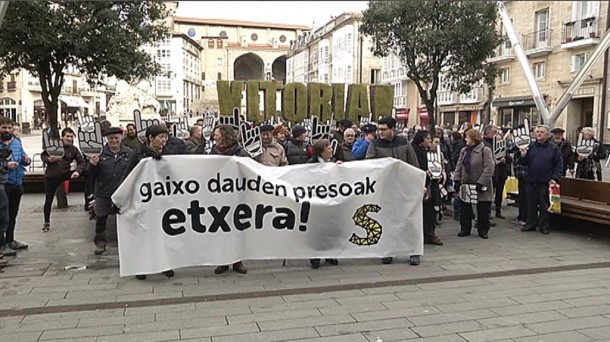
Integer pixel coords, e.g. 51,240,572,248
492,95,546,108
59,95,88,108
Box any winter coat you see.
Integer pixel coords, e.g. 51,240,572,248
163,136,187,155
341,142,354,161
89,145,135,197
365,135,420,168
575,138,606,181
519,139,563,184
283,139,312,165
255,142,288,166
210,143,249,157
453,143,495,203
121,135,142,152
5,138,31,186
41,144,85,179
351,138,371,160
555,139,574,176
185,137,206,154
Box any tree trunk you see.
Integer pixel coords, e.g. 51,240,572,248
54,181,69,208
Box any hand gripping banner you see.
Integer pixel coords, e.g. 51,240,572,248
112,156,426,276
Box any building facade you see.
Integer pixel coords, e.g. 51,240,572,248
286,12,382,105
153,33,203,116
172,17,308,112
489,0,609,144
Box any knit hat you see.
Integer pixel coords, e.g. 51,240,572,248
291,125,307,138
259,124,274,132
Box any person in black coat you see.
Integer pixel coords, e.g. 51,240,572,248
412,130,443,246
550,128,574,177
306,139,340,269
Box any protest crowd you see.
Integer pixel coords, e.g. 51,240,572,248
0,111,606,278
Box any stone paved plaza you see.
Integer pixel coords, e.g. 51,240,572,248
1,131,610,341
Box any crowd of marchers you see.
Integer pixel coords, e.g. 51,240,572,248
0,114,606,278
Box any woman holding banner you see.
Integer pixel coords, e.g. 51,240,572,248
306,139,340,269
123,124,176,280
453,129,494,239
210,125,249,274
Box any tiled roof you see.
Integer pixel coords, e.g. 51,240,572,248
174,16,311,31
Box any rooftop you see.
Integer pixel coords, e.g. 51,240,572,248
174,16,311,31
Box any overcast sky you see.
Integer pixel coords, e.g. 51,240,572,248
176,1,369,29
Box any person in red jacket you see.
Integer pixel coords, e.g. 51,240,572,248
41,128,85,232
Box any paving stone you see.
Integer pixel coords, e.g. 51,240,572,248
408,309,497,326
436,298,519,313
156,305,251,321
249,299,340,313
557,304,610,318
288,334,368,342
227,308,321,324
97,330,180,342
488,300,573,316
39,324,124,340
0,331,43,342
180,322,260,339
511,331,593,342
360,326,419,341
526,316,610,334
579,325,610,340
410,320,486,337
315,317,410,337
124,303,196,315
336,293,401,306
77,313,154,327
318,303,387,315
258,314,356,332
212,327,319,342
124,316,227,333
478,311,566,328
351,306,440,322
282,289,366,303
458,326,537,341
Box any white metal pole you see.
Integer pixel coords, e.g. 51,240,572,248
496,1,551,123
0,1,10,28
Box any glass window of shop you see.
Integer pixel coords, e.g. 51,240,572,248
500,107,541,128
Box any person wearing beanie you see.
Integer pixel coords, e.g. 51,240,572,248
284,125,312,165
255,124,287,166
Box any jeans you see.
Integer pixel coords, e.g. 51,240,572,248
526,183,550,231
4,184,24,243
453,197,461,218
0,187,9,246
423,201,436,242
494,176,507,209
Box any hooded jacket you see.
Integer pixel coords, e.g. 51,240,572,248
5,137,31,186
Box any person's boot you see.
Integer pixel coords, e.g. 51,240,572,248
495,208,505,219
325,258,339,265
94,243,106,255
381,257,393,264
310,258,321,269
232,261,247,274
162,270,175,278
214,265,230,274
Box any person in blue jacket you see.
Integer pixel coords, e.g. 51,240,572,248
0,117,31,253
351,123,377,160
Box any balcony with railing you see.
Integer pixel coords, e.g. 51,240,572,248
561,17,601,49
459,87,483,103
437,91,455,105
487,37,515,63
522,29,553,56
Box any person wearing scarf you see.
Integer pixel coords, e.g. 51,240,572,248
453,129,494,239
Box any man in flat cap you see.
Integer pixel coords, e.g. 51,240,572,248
550,127,574,176
255,124,288,166
88,127,136,255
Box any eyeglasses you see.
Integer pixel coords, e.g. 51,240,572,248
378,127,389,131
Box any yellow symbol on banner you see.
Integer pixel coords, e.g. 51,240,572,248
349,204,382,246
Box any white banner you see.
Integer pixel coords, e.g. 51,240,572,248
112,156,426,276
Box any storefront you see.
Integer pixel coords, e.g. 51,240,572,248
417,107,429,127
492,95,545,129
438,103,485,128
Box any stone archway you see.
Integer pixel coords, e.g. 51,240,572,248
234,53,264,80
272,56,287,84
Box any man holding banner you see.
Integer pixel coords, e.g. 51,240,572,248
88,127,135,255
366,117,421,265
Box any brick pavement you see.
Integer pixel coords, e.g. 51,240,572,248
1,130,610,341
1,190,610,340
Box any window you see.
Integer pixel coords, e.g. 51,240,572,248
280,35,286,43
573,1,599,21
534,62,545,78
201,72,205,80
208,39,214,48
217,72,222,80
571,53,589,72
217,39,223,49
535,9,549,46
251,33,258,41
501,68,510,83
219,31,227,38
